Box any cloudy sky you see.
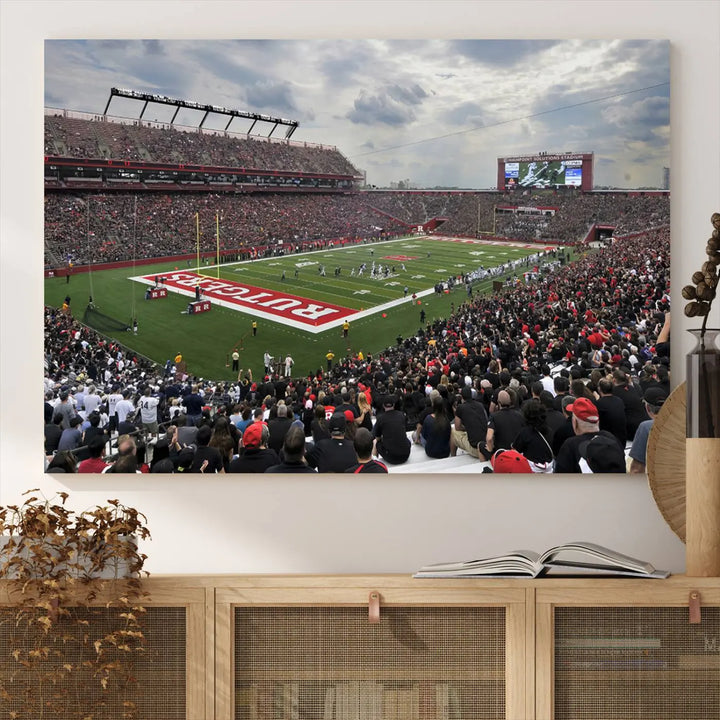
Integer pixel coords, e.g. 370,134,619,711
45,39,669,189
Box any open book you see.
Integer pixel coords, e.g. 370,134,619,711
413,541,670,579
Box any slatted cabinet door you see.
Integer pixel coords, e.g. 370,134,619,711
215,577,529,720
535,578,720,720
0,580,208,720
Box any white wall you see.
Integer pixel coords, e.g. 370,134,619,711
1,1,718,576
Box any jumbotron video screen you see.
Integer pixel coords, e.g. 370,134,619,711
505,159,583,188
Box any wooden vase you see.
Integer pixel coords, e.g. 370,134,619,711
685,438,720,576
685,329,720,576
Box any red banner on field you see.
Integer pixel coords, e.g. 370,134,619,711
141,271,353,328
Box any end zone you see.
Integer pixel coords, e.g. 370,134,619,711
130,271,418,334
131,270,436,333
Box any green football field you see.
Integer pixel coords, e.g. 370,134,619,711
45,235,549,381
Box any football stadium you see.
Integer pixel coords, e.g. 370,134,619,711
44,91,671,475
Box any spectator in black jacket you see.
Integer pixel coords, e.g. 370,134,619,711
612,369,649,441
554,397,626,474
551,395,577,456
483,389,525,459
306,413,357,473
345,428,388,473
373,395,411,465
264,425,317,473
268,403,293,454
44,391,56,424
189,424,225,474
450,385,488,458
595,378,628,447
45,413,64,455
82,411,108,447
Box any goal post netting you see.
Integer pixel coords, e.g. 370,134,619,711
82,304,131,334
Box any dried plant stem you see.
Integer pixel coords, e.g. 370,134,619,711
0,491,151,720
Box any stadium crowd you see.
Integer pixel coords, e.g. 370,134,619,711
45,189,669,268
318,190,668,242
45,192,409,265
45,114,359,176
492,192,669,242
43,225,670,475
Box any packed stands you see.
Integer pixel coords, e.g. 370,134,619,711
43,226,670,474
44,192,409,265
45,113,359,176
44,189,669,267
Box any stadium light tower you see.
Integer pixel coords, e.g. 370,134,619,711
103,88,299,138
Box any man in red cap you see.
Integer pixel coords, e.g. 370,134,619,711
490,449,533,474
228,422,279,473
554,397,625,473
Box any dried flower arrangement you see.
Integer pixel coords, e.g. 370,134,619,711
682,212,720,335
683,213,720,439
0,491,151,720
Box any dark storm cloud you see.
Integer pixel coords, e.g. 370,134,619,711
246,80,297,113
448,39,560,66
602,95,669,145
347,90,417,126
387,84,427,105
346,83,428,126
617,95,669,125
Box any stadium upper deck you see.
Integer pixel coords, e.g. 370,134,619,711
44,111,360,177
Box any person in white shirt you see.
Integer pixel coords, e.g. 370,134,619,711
139,387,160,436
168,397,182,421
106,386,124,431
540,366,556,396
285,354,294,378
83,385,102,415
115,390,135,425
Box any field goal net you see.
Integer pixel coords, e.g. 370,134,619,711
82,304,131,334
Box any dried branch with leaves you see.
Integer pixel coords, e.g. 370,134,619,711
0,491,151,720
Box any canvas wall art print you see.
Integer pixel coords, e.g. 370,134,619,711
43,39,670,475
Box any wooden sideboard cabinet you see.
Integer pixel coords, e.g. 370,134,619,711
2,575,720,720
